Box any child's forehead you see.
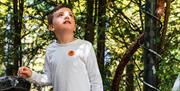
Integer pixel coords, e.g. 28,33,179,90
54,7,73,14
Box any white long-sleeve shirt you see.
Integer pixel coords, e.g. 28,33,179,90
172,74,180,91
28,39,103,91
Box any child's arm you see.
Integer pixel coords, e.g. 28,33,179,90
18,56,52,86
84,43,103,91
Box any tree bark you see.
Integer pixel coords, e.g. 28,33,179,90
97,0,106,76
12,0,24,76
156,0,171,88
159,0,171,53
143,0,158,90
85,0,95,43
126,61,134,91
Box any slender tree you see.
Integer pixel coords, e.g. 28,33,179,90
126,61,134,91
143,0,159,90
97,0,107,77
85,0,95,43
12,0,24,75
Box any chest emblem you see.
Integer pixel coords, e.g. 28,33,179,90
68,50,75,57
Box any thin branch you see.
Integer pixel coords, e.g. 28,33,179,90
111,33,144,91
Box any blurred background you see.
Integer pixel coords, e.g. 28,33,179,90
0,0,179,91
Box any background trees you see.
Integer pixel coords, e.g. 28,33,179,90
0,0,179,90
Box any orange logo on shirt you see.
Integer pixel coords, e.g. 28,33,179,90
68,50,75,56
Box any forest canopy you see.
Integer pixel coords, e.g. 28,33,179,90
0,0,180,91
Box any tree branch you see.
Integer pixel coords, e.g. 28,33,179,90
111,33,144,91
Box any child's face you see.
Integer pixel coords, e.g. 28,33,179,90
50,7,76,35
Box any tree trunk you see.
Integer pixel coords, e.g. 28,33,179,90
97,0,106,77
85,0,95,43
143,0,158,90
126,61,134,91
156,0,171,88
12,0,24,76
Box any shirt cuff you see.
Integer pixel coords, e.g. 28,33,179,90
26,71,38,83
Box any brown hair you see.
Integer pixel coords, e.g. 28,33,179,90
47,4,72,25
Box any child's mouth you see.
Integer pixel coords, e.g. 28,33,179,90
63,21,71,24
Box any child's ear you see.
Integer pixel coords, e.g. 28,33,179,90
48,24,55,31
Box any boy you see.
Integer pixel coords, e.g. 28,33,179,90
18,5,103,91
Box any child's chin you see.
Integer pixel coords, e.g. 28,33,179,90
64,28,74,32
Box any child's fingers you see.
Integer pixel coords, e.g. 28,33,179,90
19,67,28,72
18,66,31,77
21,74,28,78
21,73,29,78
18,67,24,75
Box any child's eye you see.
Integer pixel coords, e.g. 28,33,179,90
69,13,74,17
58,13,63,17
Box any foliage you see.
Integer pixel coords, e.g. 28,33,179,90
0,0,179,90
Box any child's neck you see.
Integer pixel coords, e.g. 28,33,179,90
57,35,75,44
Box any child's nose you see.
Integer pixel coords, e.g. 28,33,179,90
64,12,70,19
65,15,70,19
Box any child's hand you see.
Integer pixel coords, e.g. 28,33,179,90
18,66,32,78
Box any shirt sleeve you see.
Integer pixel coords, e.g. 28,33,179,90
172,74,180,91
27,55,52,86
84,43,103,91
